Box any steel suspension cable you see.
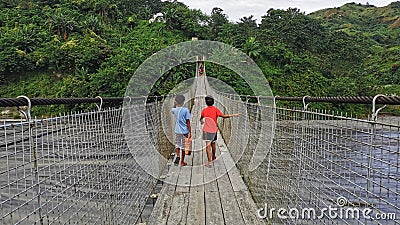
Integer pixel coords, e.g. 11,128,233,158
2,95,400,108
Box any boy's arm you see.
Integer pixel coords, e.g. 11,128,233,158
172,101,176,114
186,119,191,138
220,113,240,118
200,109,204,124
217,108,239,118
199,115,204,124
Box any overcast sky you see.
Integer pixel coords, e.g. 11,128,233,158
175,0,395,23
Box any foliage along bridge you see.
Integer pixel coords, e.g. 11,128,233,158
1,62,400,225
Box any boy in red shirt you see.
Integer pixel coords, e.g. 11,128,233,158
200,95,239,167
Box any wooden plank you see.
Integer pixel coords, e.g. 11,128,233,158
213,152,227,178
205,191,224,225
217,174,246,224
176,142,194,192
148,161,180,224
212,146,246,224
203,132,223,192
176,165,191,192
203,154,218,192
191,159,203,174
187,129,206,224
203,136,224,224
218,143,248,192
191,139,204,171
164,162,181,189
215,132,264,224
166,192,190,225
190,162,204,187
234,191,265,225
189,120,204,186
186,182,205,225
147,191,174,225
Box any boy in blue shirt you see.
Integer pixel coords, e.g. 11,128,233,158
171,95,191,166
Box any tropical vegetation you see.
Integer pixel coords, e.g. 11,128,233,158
0,0,399,116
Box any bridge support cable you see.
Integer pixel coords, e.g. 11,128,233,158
0,97,125,107
2,95,400,109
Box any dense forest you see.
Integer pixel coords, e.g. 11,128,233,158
0,0,399,116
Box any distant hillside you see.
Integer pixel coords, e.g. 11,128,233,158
310,1,400,33
309,1,400,88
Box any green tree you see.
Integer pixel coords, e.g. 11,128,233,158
243,37,261,58
161,2,208,38
45,7,79,41
210,7,228,39
260,8,326,52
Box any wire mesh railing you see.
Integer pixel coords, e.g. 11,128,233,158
1,89,400,224
0,97,173,225
216,91,400,224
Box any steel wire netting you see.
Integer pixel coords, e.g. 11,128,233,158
217,92,400,225
0,100,173,225
1,89,400,224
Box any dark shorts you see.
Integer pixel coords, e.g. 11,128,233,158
203,132,217,142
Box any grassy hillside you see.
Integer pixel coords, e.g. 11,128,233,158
310,2,400,43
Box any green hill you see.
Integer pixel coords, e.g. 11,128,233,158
310,2,400,43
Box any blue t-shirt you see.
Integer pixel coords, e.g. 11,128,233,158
171,107,190,134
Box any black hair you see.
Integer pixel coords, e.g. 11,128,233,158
175,94,185,104
205,95,214,106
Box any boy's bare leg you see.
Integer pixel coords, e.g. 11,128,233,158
211,142,217,161
174,148,180,165
205,141,212,164
180,150,187,166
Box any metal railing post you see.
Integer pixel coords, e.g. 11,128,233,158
17,96,44,225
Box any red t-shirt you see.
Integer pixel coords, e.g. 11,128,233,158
201,106,223,133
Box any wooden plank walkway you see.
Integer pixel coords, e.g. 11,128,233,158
147,133,264,225
148,75,264,224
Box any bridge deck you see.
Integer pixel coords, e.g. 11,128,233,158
148,74,264,224
148,132,263,225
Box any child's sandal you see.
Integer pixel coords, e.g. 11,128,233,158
174,157,180,165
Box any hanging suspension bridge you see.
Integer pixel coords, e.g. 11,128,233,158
1,62,400,225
